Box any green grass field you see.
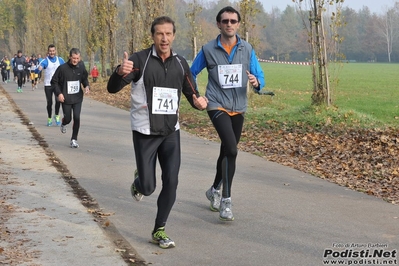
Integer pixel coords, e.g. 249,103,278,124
187,62,399,129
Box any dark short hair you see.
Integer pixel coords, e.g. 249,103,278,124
47,44,56,50
151,16,176,35
69,48,81,56
216,6,241,23
17,50,22,54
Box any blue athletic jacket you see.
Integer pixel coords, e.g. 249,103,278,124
191,34,265,113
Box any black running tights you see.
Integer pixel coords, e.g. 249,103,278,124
61,102,82,141
207,110,244,198
16,71,24,87
44,86,60,119
132,130,180,228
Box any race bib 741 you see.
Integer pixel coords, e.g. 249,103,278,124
152,87,178,115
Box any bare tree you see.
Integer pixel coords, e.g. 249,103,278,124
128,0,165,54
45,0,72,58
69,0,89,57
12,0,71,58
142,0,165,48
296,0,344,106
25,1,43,55
92,0,112,77
7,0,27,53
0,0,13,54
106,0,118,72
185,0,203,60
86,0,100,72
376,6,399,63
130,0,143,53
238,0,260,48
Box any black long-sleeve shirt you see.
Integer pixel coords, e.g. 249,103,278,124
52,61,89,104
107,46,200,136
13,56,27,72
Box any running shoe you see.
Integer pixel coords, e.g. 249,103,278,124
70,139,79,148
60,124,67,134
219,198,234,221
17,87,22,93
54,115,61,126
152,227,175,249
130,170,143,201
205,186,221,211
47,118,52,127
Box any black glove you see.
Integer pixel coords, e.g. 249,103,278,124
256,89,275,96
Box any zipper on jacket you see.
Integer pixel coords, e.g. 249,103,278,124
185,73,197,95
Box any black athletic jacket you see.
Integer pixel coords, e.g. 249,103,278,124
107,46,200,136
52,61,89,104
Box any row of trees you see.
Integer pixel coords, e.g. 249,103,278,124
0,0,398,79
1,1,398,64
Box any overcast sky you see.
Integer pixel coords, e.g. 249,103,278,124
258,0,395,13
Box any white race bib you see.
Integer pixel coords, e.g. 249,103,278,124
152,87,178,115
67,80,80,94
218,64,243,89
17,65,23,70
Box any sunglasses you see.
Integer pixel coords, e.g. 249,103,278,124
221,19,239,25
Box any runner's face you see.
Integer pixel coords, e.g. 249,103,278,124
152,23,175,58
217,12,240,38
69,53,80,66
48,47,56,57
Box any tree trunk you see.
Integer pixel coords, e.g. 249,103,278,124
311,0,330,106
320,10,331,105
193,36,197,61
309,11,317,95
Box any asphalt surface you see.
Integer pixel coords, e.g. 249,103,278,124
0,80,398,266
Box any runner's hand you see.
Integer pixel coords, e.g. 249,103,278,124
58,94,65,103
193,94,208,110
246,70,259,88
117,52,134,77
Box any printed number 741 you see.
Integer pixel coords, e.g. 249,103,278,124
158,99,174,110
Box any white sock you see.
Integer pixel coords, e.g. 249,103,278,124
212,187,219,193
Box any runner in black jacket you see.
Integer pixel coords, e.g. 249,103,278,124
13,50,27,92
52,48,90,148
107,16,208,249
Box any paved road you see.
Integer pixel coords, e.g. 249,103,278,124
1,81,398,266
0,84,127,265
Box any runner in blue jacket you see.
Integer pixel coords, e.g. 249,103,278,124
191,6,265,222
